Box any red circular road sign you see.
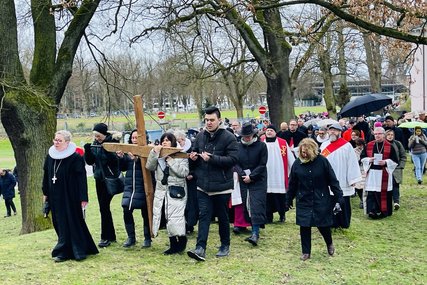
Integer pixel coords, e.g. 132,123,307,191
258,106,267,115
157,111,165,119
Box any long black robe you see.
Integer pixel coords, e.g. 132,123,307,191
42,152,98,260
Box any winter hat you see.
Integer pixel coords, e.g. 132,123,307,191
374,122,383,128
266,124,277,133
93,123,108,135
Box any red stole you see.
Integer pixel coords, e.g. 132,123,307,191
262,137,290,188
366,140,392,212
321,138,348,157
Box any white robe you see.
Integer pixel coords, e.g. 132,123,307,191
320,140,362,197
361,158,397,192
265,140,295,193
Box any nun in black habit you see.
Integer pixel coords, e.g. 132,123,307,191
42,130,98,262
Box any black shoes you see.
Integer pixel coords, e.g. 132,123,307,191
122,237,136,248
142,239,151,248
215,245,230,257
245,234,259,246
418,180,422,185
53,256,68,263
98,239,114,248
187,247,206,261
327,244,335,256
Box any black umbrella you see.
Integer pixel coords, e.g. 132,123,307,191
339,93,392,118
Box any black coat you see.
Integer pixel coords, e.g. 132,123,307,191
236,139,268,225
287,155,344,227
84,134,121,180
42,153,98,260
0,171,16,200
119,155,146,210
191,126,239,192
278,130,307,147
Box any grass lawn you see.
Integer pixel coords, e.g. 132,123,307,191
0,145,426,284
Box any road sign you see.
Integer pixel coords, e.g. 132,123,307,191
157,111,165,119
258,106,267,115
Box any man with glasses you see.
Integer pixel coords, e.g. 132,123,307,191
361,127,399,219
187,106,238,261
278,119,307,157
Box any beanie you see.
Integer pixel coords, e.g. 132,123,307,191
266,124,277,132
93,123,108,135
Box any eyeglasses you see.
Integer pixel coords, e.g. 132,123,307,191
53,139,64,143
374,133,384,135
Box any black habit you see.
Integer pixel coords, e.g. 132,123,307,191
43,152,98,261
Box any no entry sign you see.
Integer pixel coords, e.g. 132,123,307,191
157,111,165,119
258,106,267,115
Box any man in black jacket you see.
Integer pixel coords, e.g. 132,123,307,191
187,106,239,261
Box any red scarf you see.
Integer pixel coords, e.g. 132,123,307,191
321,138,348,157
366,140,391,212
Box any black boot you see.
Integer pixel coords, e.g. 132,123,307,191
176,236,187,253
123,224,136,248
163,237,179,255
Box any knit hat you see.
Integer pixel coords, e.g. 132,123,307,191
266,124,277,132
93,123,108,135
374,122,383,128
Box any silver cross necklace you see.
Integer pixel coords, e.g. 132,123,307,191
52,160,62,184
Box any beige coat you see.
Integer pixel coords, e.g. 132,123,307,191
146,149,189,237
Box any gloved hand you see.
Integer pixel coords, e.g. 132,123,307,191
333,203,342,215
84,143,91,151
43,201,50,218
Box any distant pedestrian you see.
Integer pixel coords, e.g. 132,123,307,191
0,168,17,217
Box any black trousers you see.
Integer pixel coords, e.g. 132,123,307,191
96,179,116,241
4,198,16,216
196,191,230,250
300,226,332,255
266,193,287,222
123,206,151,241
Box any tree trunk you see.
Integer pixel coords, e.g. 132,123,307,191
336,21,350,108
318,34,337,118
261,8,294,126
363,32,382,93
1,0,100,234
1,93,56,233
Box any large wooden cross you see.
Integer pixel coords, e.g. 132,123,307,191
102,95,187,237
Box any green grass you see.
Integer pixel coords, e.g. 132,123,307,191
56,106,327,132
1,168,426,284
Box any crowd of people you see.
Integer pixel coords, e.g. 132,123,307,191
5,107,424,263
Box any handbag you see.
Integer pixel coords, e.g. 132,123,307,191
168,185,186,199
102,165,124,196
104,172,125,196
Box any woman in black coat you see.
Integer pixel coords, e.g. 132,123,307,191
235,122,268,246
0,168,17,217
84,123,121,248
116,129,151,248
287,138,344,261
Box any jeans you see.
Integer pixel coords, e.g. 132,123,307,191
196,191,230,250
412,152,427,181
392,178,400,204
123,207,151,241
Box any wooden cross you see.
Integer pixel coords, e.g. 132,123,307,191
102,95,187,237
